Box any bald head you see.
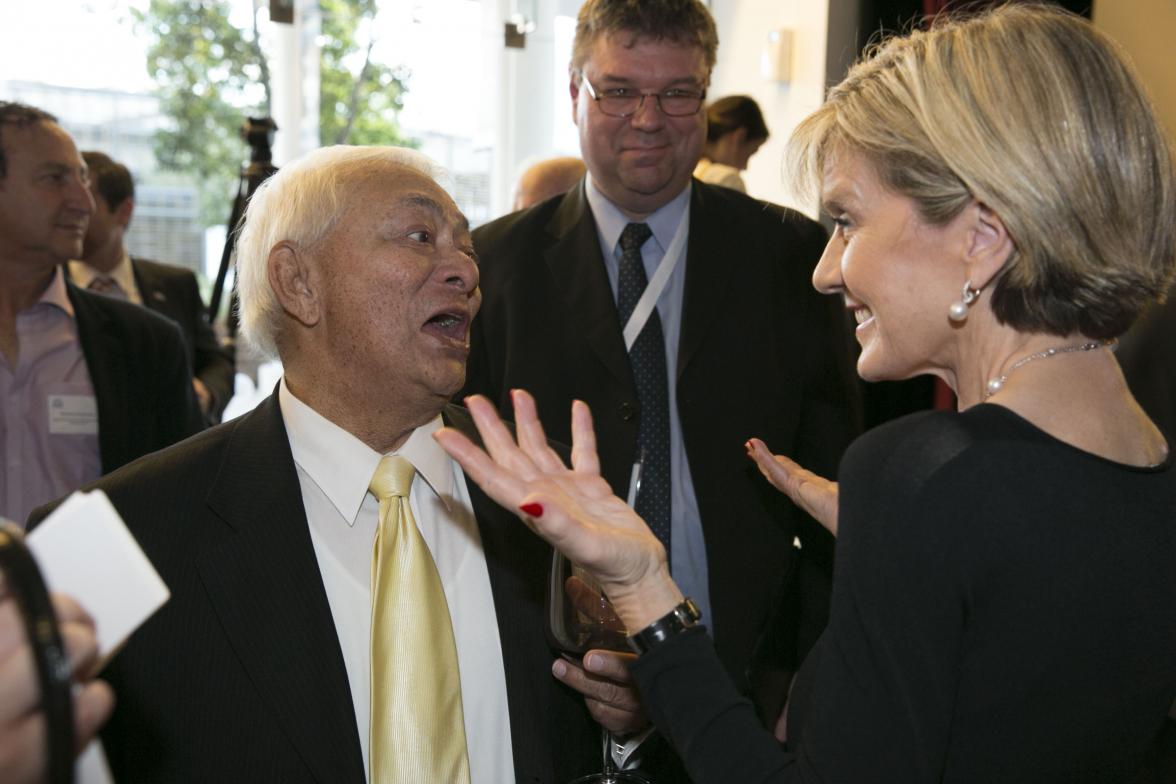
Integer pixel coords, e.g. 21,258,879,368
512,157,586,211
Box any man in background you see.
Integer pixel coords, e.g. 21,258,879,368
70,151,235,423
512,155,587,211
0,101,201,525
466,0,861,730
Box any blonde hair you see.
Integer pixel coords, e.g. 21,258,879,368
788,4,1176,339
235,145,444,358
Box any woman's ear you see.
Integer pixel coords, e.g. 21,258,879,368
267,242,321,328
964,201,1015,292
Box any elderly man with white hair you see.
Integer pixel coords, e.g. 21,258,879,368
31,145,601,783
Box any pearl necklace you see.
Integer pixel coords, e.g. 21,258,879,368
984,339,1115,400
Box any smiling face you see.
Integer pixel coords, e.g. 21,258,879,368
0,120,93,270
311,165,481,411
813,150,970,382
572,34,708,218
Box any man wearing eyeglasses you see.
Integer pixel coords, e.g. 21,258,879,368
465,0,861,764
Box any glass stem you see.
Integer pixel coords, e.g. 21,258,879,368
601,728,618,775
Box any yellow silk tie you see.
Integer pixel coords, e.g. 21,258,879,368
368,455,471,784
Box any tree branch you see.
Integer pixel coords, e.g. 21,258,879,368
251,0,273,114
335,33,374,144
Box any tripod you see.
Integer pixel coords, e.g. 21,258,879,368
207,117,279,338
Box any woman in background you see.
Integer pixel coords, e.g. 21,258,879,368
692,94,768,192
439,5,1176,783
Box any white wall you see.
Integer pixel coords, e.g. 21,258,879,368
707,0,835,216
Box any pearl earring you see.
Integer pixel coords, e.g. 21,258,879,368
948,281,980,323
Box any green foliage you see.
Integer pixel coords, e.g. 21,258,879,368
134,0,411,227
319,0,412,147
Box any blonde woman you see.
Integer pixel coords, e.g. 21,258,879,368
439,5,1176,783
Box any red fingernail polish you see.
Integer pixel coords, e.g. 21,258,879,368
520,502,544,517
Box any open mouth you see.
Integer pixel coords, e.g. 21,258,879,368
422,309,470,346
853,307,873,326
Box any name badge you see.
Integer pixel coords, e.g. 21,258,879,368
48,395,99,435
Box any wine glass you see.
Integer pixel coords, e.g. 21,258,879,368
547,552,647,784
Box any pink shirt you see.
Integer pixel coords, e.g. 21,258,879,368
0,268,100,525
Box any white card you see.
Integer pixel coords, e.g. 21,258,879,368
25,489,170,784
27,490,170,659
46,395,99,435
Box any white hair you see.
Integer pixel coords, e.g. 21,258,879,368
235,145,447,358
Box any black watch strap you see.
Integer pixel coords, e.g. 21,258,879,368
627,598,701,655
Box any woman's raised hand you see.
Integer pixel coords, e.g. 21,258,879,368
746,439,840,536
434,391,683,629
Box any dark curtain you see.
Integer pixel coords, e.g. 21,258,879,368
860,0,1091,50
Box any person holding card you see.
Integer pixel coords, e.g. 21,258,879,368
0,592,112,782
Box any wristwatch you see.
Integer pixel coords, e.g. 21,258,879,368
626,598,701,655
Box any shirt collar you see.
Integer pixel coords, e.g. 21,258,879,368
38,266,75,318
585,174,692,256
68,251,134,295
278,378,454,526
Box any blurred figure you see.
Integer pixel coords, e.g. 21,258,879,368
0,102,202,526
511,156,586,211
0,593,113,783
70,151,235,424
692,95,769,193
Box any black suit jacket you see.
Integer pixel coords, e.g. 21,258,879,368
32,394,597,783
466,180,861,710
67,282,204,474
132,257,235,423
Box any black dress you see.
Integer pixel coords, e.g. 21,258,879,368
631,404,1176,783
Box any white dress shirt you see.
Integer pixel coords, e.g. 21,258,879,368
279,379,515,783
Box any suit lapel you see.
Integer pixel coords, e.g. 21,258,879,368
69,284,133,472
677,183,739,381
199,395,365,784
543,184,634,389
131,258,162,311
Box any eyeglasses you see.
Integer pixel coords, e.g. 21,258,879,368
580,75,706,118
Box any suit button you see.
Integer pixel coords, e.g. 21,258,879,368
619,402,636,421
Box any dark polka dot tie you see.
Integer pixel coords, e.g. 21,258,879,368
617,222,671,558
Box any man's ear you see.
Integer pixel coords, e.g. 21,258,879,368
267,242,321,328
964,201,1015,292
